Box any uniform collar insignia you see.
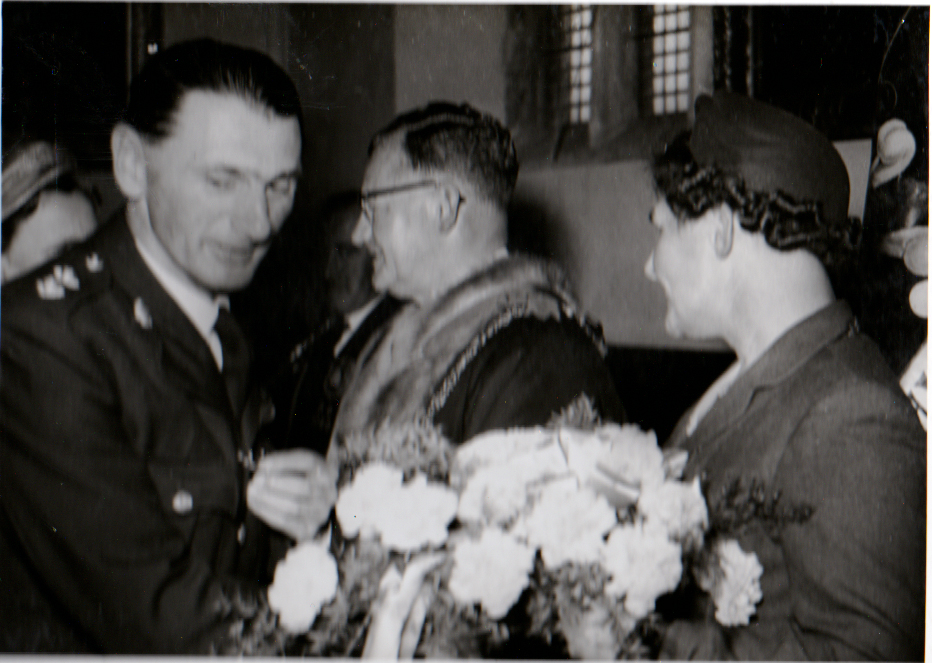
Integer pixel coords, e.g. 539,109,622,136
36,264,80,300
85,252,104,272
134,297,153,329
36,274,66,299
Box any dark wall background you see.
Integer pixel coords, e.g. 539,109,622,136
2,2,127,166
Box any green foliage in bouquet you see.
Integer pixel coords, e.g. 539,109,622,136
300,536,391,656
339,416,456,483
210,583,288,656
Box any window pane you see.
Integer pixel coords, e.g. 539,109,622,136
676,51,689,71
571,49,582,67
581,49,592,66
646,6,692,117
580,105,590,122
581,67,592,85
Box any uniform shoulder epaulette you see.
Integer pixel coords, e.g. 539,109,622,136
33,251,108,302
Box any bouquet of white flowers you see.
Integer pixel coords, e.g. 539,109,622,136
262,413,763,658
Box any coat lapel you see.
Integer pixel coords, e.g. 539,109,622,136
99,217,235,423
672,302,856,477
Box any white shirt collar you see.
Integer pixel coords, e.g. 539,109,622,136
133,237,226,368
334,294,384,357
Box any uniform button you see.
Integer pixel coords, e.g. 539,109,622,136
172,490,193,514
237,524,247,545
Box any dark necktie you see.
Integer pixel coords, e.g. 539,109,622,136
214,307,250,415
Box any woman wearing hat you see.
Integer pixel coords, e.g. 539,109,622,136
644,92,925,660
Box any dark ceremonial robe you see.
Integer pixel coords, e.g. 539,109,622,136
661,301,925,660
330,255,625,453
0,214,271,653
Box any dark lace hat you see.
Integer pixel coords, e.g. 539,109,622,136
2,141,77,222
688,91,850,223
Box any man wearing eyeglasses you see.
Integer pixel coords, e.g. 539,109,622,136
329,102,624,455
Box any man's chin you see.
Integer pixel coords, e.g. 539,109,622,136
196,268,259,295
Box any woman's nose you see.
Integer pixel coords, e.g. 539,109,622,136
644,251,657,281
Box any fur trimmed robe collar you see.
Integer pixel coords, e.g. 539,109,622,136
329,254,597,457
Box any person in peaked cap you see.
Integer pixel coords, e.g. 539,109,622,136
1,140,98,283
0,40,337,653
646,91,925,660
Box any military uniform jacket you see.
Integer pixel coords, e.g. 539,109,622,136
0,215,267,653
662,302,926,660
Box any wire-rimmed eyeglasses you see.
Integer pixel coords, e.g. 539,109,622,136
360,180,465,221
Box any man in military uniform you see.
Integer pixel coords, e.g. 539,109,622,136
0,39,335,653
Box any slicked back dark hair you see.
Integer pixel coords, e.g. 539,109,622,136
369,102,519,209
653,131,861,272
124,39,303,141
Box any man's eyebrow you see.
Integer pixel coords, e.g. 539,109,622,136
206,165,302,180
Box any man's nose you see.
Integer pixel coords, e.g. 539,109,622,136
644,251,657,282
243,189,274,241
351,212,371,246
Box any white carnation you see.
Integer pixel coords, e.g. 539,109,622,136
601,523,683,618
448,528,536,619
453,427,555,479
336,463,458,552
699,538,763,627
519,480,617,568
267,541,339,633
638,477,708,542
594,424,666,491
456,430,567,525
336,463,401,540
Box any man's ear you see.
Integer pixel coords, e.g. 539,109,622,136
436,184,463,234
712,204,737,258
111,123,148,200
